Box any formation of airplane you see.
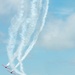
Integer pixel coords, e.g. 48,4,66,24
2,64,16,75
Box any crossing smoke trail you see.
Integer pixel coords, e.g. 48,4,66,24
7,0,43,67
7,0,42,72
17,0,43,62
6,0,25,74
7,0,40,74
10,0,42,74
18,0,43,60
7,0,24,65
14,0,49,73
17,0,42,74
6,0,49,75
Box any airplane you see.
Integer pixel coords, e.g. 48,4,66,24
10,71,14,74
2,64,10,69
8,70,16,75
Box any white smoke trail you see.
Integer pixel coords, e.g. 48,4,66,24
17,0,39,74
17,1,44,74
6,0,25,74
9,0,42,74
7,0,42,67
17,0,43,62
8,0,37,65
6,0,24,66
14,0,49,70
6,0,49,75
18,60,26,75
21,0,49,64
17,0,38,62
6,0,38,74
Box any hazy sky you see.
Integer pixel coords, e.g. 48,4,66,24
0,0,75,75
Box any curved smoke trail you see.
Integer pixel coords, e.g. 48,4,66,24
10,0,42,74
17,0,42,74
6,0,25,74
6,0,49,75
7,0,39,74
7,0,24,65
14,0,49,72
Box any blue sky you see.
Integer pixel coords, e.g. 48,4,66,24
0,0,75,75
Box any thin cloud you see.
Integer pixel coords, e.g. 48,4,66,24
37,13,75,49
0,0,20,15
0,0,30,15
0,0,12,15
